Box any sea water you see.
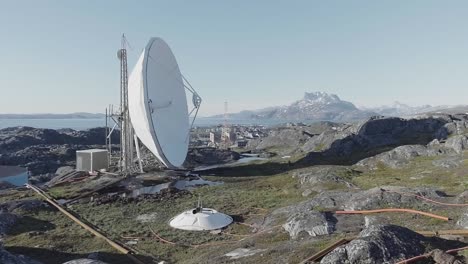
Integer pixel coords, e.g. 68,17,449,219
0,118,298,130
0,166,28,186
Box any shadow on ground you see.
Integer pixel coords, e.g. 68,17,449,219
6,246,156,264
8,216,56,236
201,117,448,177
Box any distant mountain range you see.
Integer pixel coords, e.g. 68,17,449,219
3,93,467,122
209,92,468,122
0,113,105,119
362,102,449,117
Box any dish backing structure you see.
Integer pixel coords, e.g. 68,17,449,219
123,37,232,231
128,38,190,168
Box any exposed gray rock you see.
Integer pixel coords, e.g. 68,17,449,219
320,225,427,264
364,216,389,228
249,122,346,155
265,186,446,237
248,127,310,155
430,249,464,264
429,138,441,146
62,259,108,264
292,166,359,190
432,156,464,168
282,211,335,239
356,145,439,169
454,191,468,204
302,189,313,197
0,127,118,175
183,147,240,168
445,135,468,154
289,186,444,212
301,115,449,166
438,118,468,137
55,166,74,175
342,186,445,211
0,243,42,264
456,208,468,229
300,129,349,154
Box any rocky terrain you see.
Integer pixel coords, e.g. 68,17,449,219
1,113,468,263
0,126,240,176
0,127,119,175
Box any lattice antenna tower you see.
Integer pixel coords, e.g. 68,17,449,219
105,34,140,175
221,101,230,148
120,34,135,174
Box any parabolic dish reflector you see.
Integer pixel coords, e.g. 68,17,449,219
128,37,189,168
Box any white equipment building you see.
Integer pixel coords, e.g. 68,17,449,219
76,149,108,172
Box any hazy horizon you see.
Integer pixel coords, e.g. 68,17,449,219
0,91,465,117
1,1,468,116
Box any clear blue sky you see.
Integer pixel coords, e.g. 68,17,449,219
1,1,467,116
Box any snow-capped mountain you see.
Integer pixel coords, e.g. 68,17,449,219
362,101,448,117
208,92,468,122
272,92,371,120
210,92,377,121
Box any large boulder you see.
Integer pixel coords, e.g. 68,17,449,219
282,211,335,239
445,135,468,154
356,145,439,169
430,249,464,264
265,186,447,239
291,166,359,191
321,225,427,264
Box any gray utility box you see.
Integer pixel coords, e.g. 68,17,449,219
76,149,108,172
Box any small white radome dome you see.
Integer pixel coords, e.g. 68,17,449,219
169,208,233,231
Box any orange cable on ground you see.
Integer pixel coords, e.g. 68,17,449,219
395,253,431,264
335,208,450,221
446,246,468,254
383,189,468,207
149,224,282,248
396,246,468,264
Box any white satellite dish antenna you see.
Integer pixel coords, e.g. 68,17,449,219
169,198,233,231
128,37,201,169
127,37,231,231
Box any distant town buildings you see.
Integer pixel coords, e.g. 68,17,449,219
190,125,268,149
